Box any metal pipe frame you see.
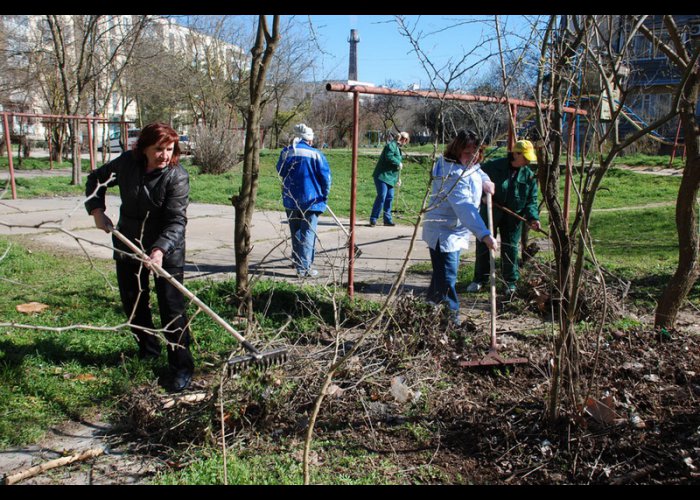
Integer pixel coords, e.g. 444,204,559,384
327,82,587,299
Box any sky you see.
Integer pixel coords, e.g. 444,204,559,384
295,15,540,89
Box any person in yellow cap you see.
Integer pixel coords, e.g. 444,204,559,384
467,139,541,294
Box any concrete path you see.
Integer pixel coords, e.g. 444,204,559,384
0,194,447,297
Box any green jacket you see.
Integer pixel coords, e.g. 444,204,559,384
481,157,539,222
372,140,403,186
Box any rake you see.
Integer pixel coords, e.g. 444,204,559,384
459,193,528,369
326,205,362,259
110,229,288,373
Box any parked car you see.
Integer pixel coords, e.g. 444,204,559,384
179,134,194,155
98,128,140,153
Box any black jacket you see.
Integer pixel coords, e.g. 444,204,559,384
85,151,189,267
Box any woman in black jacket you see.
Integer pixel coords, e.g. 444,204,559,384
85,122,194,392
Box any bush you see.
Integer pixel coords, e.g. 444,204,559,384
192,124,243,174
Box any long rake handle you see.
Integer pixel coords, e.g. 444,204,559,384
326,205,362,258
110,229,260,356
486,193,497,352
493,201,549,237
326,205,350,238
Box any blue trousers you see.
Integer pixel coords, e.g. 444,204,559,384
286,209,320,273
426,243,461,313
370,178,394,224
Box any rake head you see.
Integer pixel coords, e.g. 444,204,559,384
227,347,289,374
352,244,363,259
458,349,528,369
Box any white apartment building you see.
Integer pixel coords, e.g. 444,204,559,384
0,15,247,145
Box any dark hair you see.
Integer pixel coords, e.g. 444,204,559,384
136,122,181,165
444,129,479,163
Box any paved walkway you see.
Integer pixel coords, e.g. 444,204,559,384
0,195,449,297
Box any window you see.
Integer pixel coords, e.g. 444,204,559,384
631,34,651,59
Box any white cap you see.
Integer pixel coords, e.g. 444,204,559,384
294,123,314,141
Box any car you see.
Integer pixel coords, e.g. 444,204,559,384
179,134,194,155
98,128,140,153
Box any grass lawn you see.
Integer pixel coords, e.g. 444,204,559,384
0,147,696,484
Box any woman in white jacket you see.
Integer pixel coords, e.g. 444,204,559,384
422,130,498,326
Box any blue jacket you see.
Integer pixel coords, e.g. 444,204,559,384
422,156,491,253
276,140,331,212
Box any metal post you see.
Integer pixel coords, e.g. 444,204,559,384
348,91,360,298
86,118,95,171
2,113,17,200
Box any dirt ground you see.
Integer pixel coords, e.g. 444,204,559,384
3,286,697,486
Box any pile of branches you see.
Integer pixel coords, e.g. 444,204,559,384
520,260,631,324
112,294,521,448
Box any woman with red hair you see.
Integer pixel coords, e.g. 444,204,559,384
85,122,194,392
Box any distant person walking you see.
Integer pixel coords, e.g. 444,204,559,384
85,122,194,393
369,131,409,227
467,140,541,294
422,130,498,326
276,124,332,278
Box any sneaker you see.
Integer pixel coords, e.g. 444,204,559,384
384,220,396,226
296,268,319,278
466,282,483,293
369,220,376,227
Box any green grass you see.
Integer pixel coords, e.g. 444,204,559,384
612,152,685,169
4,151,681,218
562,167,680,210
0,157,93,171
153,439,399,485
0,236,381,448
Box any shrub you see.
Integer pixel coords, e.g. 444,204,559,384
192,123,243,174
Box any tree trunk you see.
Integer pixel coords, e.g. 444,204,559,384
655,81,700,329
232,16,280,318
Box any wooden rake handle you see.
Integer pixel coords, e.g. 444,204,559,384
492,201,549,237
486,193,497,351
110,228,259,355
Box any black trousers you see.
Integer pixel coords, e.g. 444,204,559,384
115,259,194,374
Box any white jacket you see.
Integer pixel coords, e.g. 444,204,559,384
422,156,491,253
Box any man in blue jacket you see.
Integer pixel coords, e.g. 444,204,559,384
276,124,332,278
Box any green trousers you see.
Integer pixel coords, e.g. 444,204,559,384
473,208,523,286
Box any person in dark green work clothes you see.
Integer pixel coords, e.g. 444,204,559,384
369,131,409,226
467,140,541,294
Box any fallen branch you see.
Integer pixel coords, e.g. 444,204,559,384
3,447,105,485
609,464,659,485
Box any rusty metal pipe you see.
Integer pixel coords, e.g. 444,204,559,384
326,83,587,116
2,114,17,200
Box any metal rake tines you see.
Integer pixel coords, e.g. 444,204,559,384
227,347,289,374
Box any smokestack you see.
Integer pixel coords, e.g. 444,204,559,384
348,29,360,82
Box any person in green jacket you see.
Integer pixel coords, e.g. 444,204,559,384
369,131,409,226
467,140,541,294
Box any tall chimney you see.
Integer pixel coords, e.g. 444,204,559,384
348,29,360,82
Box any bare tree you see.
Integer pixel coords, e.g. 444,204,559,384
232,15,280,317
43,15,148,184
531,15,691,421
626,16,700,330
264,17,317,148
